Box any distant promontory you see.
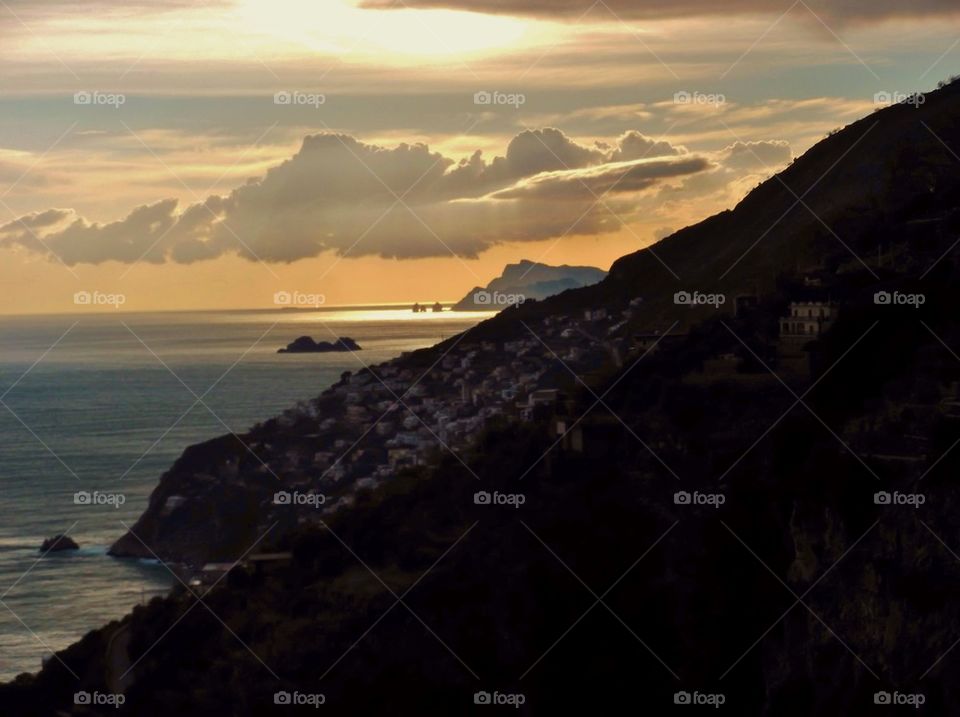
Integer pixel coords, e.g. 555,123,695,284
453,260,607,311
278,336,362,354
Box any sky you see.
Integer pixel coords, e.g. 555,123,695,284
0,0,958,314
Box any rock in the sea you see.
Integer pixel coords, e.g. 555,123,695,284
278,336,361,354
41,535,79,553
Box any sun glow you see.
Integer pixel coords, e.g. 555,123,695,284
238,0,530,58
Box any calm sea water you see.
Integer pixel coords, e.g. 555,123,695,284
0,307,488,681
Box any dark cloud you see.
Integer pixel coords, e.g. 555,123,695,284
359,0,960,23
0,129,716,265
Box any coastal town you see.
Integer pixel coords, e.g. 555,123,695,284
262,302,638,519
248,290,848,526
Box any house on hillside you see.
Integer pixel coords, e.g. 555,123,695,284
779,301,836,339
778,300,837,377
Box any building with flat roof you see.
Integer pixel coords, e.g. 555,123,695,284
779,301,836,340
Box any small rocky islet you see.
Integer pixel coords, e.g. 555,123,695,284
277,336,362,354
40,535,79,553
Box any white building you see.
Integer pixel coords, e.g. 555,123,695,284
779,301,836,339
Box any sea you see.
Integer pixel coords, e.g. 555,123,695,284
0,306,489,681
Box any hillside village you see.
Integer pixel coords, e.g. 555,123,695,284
256,302,636,519
243,288,850,527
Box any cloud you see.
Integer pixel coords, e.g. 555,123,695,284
605,130,682,162
0,129,715,265
491,156,712,200
4,201,180,265
722,140,793,170
8,208,73,232
2,0,226,11
359,0,960,24
643,139,793,220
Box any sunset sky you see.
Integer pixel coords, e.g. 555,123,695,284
1,0,958,314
